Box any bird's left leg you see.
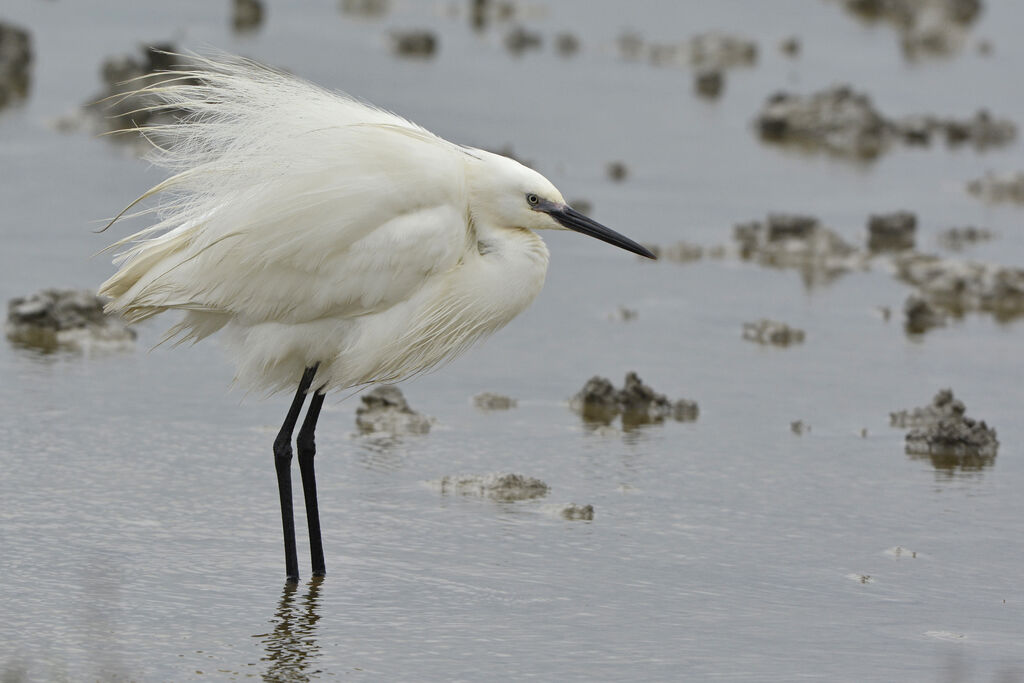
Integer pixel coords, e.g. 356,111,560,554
297,387,327,577
274,365,319,583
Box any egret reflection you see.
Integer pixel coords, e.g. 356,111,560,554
257,578,324,681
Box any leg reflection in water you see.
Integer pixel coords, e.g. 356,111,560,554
256,578,324,681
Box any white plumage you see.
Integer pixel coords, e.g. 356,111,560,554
98,54,653,581
100,55,651,395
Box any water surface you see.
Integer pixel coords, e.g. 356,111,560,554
2,1,1023,680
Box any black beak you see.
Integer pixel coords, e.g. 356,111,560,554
544,203,656,259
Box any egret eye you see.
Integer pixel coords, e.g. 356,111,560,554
526,193,540,206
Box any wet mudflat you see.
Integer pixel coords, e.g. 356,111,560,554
2,1,1023,680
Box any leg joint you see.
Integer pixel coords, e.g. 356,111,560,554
297,428,315,450
296,432,316,459
273,435,293,463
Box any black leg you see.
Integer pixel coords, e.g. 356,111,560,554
274,365,319,583
297,388,327,577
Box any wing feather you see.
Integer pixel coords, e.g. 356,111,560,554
100,55,471,334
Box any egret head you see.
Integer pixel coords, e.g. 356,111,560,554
468,150,655,259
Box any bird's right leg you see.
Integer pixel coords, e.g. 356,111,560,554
296,389,327,578
273,364,319,583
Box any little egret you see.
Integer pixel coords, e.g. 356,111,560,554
99,55,654,582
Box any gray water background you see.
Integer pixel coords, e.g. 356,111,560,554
1,0,1023,680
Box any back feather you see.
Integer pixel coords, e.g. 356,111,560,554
100,54,470,340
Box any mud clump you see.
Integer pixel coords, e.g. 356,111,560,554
757,86,890,158
668,211,1007,298
554,33,580,57
6,289,136,352
837,0,984,58
473,392,517,411
657,212,887,282
617,30,756,71
890,388,965,428
937,226,994,251
906,418,998,464
436,473,549,502
232,0,264,31
619,372,699,422
779,36,801,56
867,211,917,252
733,213,866,286
757,86,1015,158
557,503,594,521
607,306,638,322
570,372,698,429
903,294,947,334
0,22,32,108
391,31,438,58
689,32,758,69
504,26,542,56
355,386,432,435
571,376,618,424
966,172,1024,204
934,110,1016,147
606,161,628,182
894,252,1024,320
468,0,516,31
891,111,1014,148
891,389,998,471
694,69,724,98
742,319,806,346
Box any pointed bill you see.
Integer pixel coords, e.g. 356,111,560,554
541,202,655,259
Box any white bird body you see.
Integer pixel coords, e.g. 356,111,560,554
100,59,556,394
98,55,652,581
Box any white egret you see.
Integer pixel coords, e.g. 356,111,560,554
99,55,654,582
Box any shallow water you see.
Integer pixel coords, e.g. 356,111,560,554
2,1,1023,680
